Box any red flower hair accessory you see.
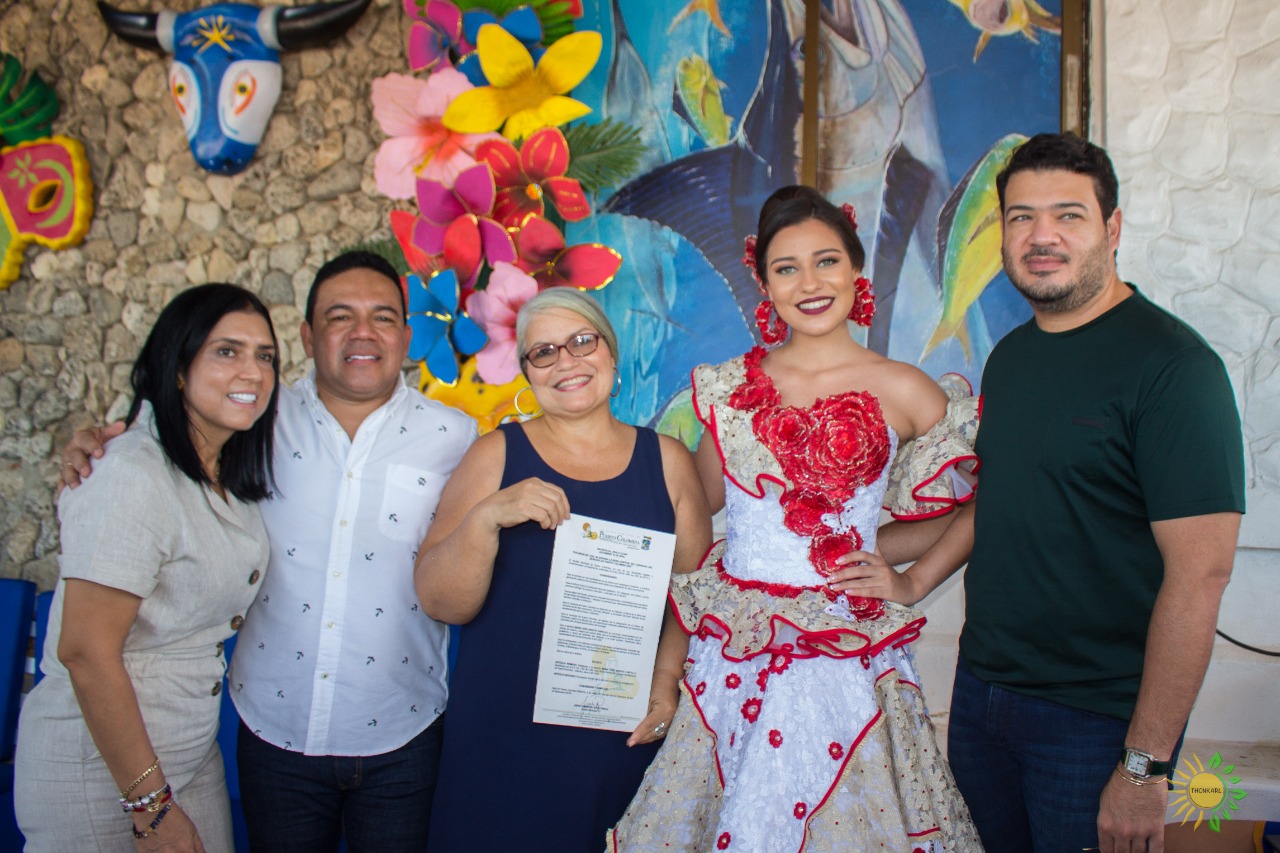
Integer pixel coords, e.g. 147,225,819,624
841,202,858,232
742,234,762,287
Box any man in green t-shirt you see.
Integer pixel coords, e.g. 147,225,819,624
839,133,1245,852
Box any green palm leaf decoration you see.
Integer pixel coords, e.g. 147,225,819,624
0,53,59,145
563,119,647,195
452,0,577,44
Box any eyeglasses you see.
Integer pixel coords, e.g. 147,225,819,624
522,333,600,368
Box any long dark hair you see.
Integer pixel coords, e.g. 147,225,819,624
127,284,279,501
754,185,867,283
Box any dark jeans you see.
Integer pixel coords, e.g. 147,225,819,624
237,715,444,853
948,658,1136,853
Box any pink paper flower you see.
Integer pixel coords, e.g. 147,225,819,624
372,69,500,200
413,164,515,267
467,262,538,385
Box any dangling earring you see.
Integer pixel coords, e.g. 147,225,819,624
755,299,788,345
848,276,876,328
514,386,541,420
611,367,622,398
177,375,186,391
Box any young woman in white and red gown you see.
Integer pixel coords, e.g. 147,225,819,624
609,186,984,852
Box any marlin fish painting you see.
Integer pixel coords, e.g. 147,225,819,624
604,0,952,360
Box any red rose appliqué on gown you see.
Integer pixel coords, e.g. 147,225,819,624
728,347,889,620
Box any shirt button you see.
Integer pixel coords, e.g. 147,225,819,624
339,520,348,527
230,615,244,630
211,682,222,696
326,622,335,629
248,569,261,585
333,571,341,578
216,641,224,655
321,672,329,679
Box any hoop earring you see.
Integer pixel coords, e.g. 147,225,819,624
611,367,622,399
848,276,876,328
514,386,541,419
755,299,788,345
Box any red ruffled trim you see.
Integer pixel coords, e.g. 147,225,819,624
691,365,787,500
886,453,982,520
673,560,927,664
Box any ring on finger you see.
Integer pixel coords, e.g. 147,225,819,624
653,720,668,736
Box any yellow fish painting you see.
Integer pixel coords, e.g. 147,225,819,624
921,134,1027,363
668,0,732,40
674,55,733,147
948,0,1061,61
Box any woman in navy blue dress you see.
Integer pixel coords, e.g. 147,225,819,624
415,289,711,852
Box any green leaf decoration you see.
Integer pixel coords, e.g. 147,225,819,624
454,0,577,45
0,53,60,144
563,119,647,195
1209,816,1220,832
1208,752,1222,770
1231,788,1249,800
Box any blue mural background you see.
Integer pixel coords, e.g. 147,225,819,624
564,0,1064,441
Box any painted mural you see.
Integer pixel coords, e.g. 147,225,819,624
568,0,1064,443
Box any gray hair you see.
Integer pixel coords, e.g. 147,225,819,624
514,289,620,376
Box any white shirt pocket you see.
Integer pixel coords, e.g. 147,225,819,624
378,464,448,543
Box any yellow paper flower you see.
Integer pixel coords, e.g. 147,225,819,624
422,356,530,434
442,24,601,142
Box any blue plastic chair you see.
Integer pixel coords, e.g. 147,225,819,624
0,578,37,851
32,590,53,687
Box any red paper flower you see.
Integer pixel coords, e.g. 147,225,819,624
476,127,590,228
717,832,731,849
828,742,844,760
741,698,761,723
725,673,741,689
768,729,783,748
726,346,779,411
809,533,859,578
513,214,622,290
794,802,807,819
391,209,484,290
413,165,515,269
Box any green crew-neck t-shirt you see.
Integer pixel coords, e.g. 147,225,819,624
961,286,1245,721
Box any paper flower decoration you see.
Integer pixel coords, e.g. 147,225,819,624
442,24,601,142
407,269,488,385
372,69,499,199
391,208,483,291
467,261,539,384
476,127,590,228
514,214,622,290
405,0,466,73
413,164,515,267
425,356,529,435
456,6,544,86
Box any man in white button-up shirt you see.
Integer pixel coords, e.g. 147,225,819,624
62,251,476,851
228,251,476,851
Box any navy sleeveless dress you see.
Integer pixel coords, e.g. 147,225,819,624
428,423,674,852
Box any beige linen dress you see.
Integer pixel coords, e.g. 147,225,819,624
15,418,268,852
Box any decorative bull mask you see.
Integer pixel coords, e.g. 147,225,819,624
98,0,371,174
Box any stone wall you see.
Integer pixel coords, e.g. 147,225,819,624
0,0,407,587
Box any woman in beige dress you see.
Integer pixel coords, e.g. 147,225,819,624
15,283,280,851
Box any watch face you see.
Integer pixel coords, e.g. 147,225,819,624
1125,750,1151,775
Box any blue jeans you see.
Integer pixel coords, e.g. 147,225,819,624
948,658,1157,853
237,715,444,853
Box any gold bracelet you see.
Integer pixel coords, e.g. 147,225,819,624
122,756,160,799
1114,764,1167,787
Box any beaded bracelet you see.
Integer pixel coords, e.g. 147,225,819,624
121,756,160,799
131,800,174,840
120,783,172,813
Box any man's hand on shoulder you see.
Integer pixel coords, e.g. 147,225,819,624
1097,770,1168,852
58,421,126,490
